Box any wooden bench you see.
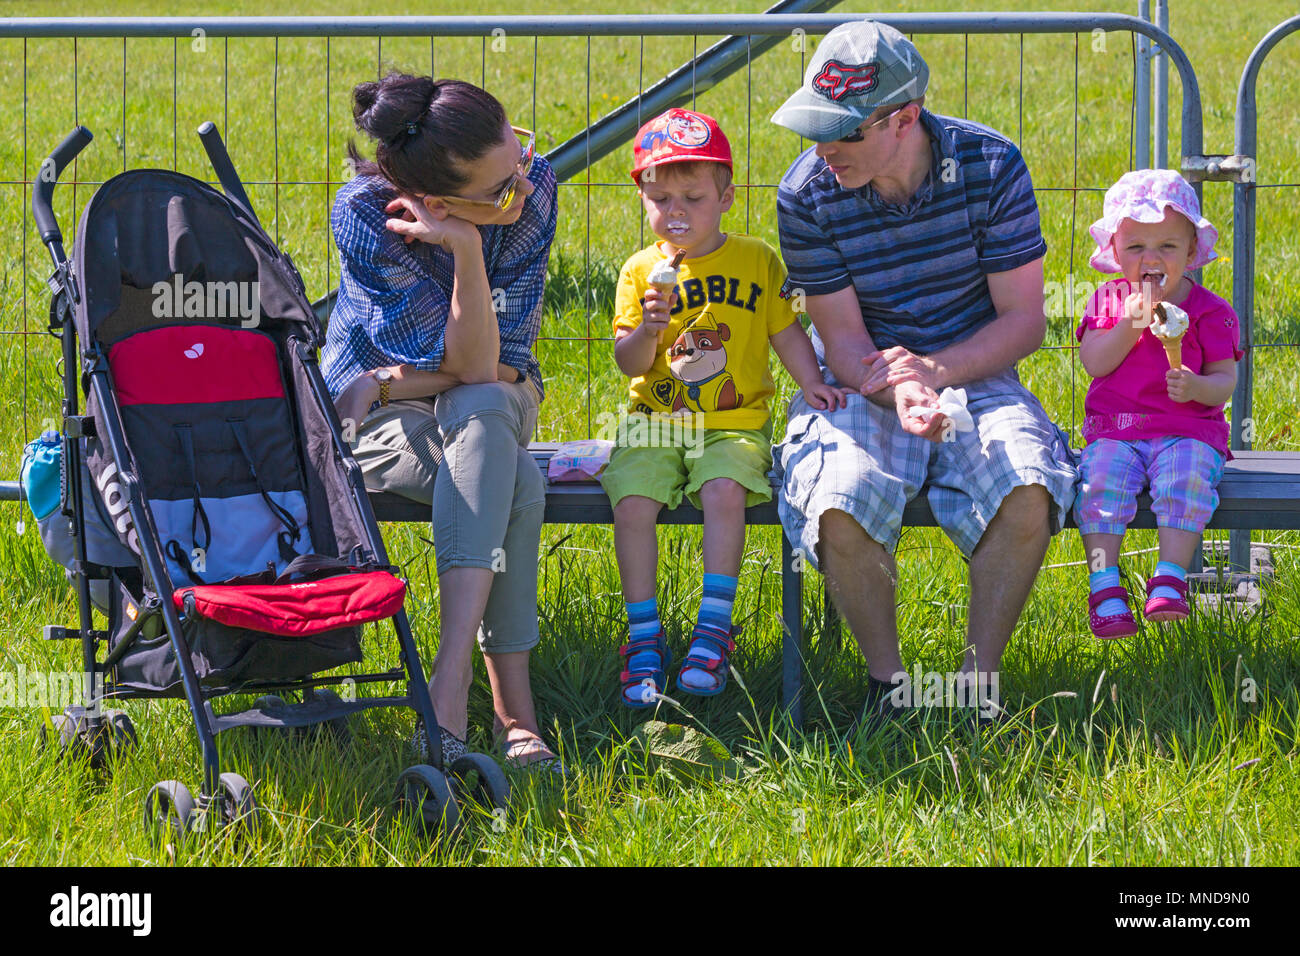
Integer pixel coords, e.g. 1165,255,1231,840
4,448,1295,726
5,440,1295,724
366,443,1300,727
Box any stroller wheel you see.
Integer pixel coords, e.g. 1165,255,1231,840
394,765,460,838
447,753,510,825
143,780,195,841
216,772,260,837
40,713,85,759
103,710,138,756
44,710,112,765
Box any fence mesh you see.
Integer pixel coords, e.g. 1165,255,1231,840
4,18,1277,487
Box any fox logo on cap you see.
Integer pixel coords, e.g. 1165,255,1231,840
812,60,878,101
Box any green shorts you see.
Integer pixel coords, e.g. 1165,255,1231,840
600,424,774,510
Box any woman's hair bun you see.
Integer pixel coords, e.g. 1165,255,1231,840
351,80,381,129
353,73,437,142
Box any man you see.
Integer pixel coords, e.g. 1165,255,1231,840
770,20,1077,720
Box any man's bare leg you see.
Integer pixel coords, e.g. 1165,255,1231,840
818,508,904,682
962,485,1051,689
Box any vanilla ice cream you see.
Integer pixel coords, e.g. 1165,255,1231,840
1152,301,1190,369
1151,301,1189,338
648,249,686,288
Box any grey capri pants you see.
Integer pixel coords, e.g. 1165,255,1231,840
351,379,545,654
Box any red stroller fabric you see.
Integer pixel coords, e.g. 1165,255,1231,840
109,325,284,405
173,570,406,637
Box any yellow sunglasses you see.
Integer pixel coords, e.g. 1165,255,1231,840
440,126,536,211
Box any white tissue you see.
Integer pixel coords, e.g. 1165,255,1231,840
907,387,975,433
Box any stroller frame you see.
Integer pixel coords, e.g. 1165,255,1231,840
32,124,504,838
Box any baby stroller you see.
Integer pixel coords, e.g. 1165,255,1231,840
30,124,507,840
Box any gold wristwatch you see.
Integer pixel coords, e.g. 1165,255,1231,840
375,367,394,407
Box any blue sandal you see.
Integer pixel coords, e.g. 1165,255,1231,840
676,628,737,698
619,632,671,708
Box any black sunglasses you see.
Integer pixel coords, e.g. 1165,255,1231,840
838,106,908,143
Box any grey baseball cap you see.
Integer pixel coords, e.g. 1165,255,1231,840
771,20,929,142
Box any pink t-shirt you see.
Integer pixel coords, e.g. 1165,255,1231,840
1075,279,1242,456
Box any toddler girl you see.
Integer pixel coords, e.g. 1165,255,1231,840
1075,169,1242,637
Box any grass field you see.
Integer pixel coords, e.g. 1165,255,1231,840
1,0,1298,866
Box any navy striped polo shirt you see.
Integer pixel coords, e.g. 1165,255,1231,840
776,110,1047,360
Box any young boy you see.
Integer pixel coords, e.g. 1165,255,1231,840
602,108,846,706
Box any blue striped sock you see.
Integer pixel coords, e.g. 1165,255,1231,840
626,597,661,642
1151,561,1186,601
623,597,663,702
680,574,738,691
1089,567,1128,618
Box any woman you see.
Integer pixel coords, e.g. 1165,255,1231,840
323,72,559,770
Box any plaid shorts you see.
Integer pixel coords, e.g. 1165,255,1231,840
1074,436,1225,535
775,369,1078,565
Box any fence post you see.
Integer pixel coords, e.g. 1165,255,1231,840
1135,0,1152,168
1154,0,1169,168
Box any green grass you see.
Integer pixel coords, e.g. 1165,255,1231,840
1,0,1298,865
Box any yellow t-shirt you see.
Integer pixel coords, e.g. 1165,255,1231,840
613,234,796,430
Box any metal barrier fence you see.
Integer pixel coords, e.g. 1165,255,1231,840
35,5,1300,582
0,12,1211,490
1228,14,1300,571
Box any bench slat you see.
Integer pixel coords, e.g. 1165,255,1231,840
369,445,1300,530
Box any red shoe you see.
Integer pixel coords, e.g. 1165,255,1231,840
1089,585,1138,639
1144,575,1190,622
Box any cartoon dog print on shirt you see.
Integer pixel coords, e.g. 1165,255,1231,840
667,308,742,413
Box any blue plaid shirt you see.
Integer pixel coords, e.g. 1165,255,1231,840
322,156,557,399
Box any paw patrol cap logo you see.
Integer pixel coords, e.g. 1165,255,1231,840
631,108,733,184
771,20,929,142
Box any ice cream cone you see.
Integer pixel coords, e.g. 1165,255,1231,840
647,249,686,344
1158,333,1184,370
1151,301,1189,369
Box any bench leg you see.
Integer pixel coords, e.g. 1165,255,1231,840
1228,529,1251,573
781,533,804,730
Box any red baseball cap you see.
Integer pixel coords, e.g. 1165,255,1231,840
630,108,732,185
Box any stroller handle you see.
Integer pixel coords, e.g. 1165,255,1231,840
197,121,263,230
33,126,93,247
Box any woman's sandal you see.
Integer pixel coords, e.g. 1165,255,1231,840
675,628,737,697
1144,575,1190,622
1088,585,1139,639
619,631,672,708
492,717,564,776
501,735,565,777
411,719,469,766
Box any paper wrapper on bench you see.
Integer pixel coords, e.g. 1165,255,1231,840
547,439,616,483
